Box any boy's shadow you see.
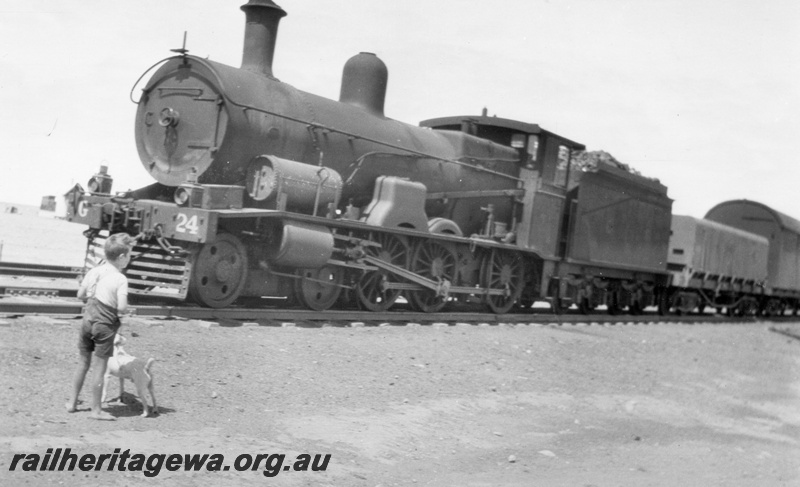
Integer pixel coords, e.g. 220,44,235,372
103,391,174,418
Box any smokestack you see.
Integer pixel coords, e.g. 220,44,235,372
240,0,286,77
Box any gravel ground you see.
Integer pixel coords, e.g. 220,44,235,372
0,316,798,486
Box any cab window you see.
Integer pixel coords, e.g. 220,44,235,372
527,135,540,165
554,145,570,187
511,133,540,169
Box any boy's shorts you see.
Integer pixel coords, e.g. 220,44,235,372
78,320,119,358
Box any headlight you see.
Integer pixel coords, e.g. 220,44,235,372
87,165,113,194
87,178,100,193
174,187,191,206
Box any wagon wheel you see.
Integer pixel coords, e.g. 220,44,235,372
479,249,524,314
294,265,344,311
355,233,409,311
672,293,695,316
764,299,782,317
188,233,248,308
746,299,759,316
407,240,458,313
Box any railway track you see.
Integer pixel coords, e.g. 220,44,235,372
0,297,793,327
1,262,798,328
0,261,80,298
0,262,82,279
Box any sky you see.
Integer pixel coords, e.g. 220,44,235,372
1,0,798,219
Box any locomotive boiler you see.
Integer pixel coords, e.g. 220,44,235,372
67,0,676,314
134,1,519,238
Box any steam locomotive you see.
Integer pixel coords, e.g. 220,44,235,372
66,0,800,316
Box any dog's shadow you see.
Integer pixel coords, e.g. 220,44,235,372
103,392,174,418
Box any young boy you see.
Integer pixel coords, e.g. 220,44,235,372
66,233,136,420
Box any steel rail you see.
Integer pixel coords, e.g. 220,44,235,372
0,299,787,326
2,271,796,324
0,287,77,298
0,262,82,279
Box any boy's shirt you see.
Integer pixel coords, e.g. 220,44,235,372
80,262,128,311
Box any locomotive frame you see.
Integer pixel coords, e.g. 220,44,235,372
65,0,799,317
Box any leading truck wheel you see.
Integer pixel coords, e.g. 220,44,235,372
188,233,248,308
294,265,344,311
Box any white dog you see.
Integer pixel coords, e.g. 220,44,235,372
102,334,158,417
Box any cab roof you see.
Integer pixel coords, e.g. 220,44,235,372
420,115,585,150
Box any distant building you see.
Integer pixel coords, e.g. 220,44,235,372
39,193,68,219
61,184,84,220
40,195,56,212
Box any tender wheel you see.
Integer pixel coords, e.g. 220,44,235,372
294,265,344,311
407,240,457,313
607,291,621,315
578,297,595,315
188,233,248,308
516,292,535,311
551,298,570,315
480,250,524,314
657,292,671,316
356,233,409,311
514,266,539,312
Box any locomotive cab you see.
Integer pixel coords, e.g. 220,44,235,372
421,114,672,313
420,114,584,258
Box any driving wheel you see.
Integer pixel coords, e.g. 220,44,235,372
355,232,409,311
480,249,524,314
407,240,457,313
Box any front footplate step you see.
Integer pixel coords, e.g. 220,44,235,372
127,239,191,299
85,232,191,300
